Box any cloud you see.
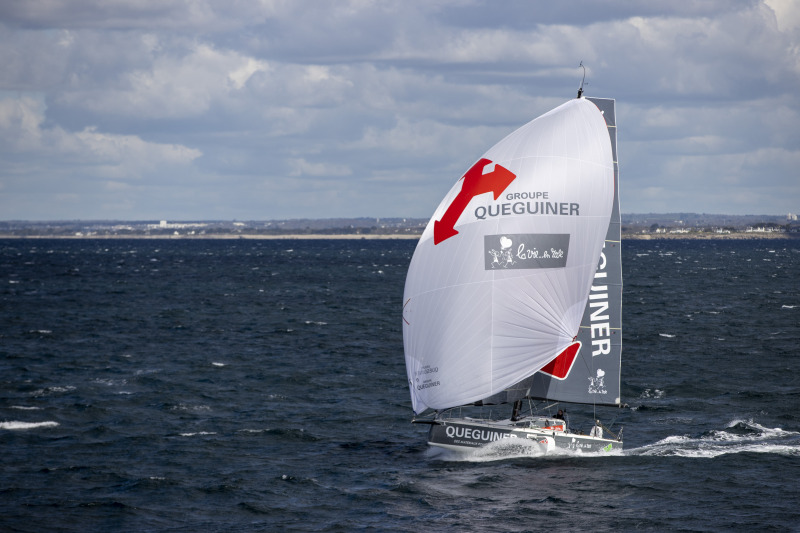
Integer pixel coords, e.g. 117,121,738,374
288,158,351,178
0,1,799,219
53,41,269,119
0,0,243,31
0,96,200,177
766,0,800,32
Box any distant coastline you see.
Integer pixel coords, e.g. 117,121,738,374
1,214,797,240
623,232,797,240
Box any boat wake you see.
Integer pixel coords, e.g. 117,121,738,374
428,439,545,462
626,419,800,458
429,438,622,462
431,419,800,461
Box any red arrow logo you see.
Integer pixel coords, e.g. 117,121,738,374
433,158,516,245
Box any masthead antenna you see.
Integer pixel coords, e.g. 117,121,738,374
577,61,586,98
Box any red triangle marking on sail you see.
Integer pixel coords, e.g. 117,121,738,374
539,341,581,380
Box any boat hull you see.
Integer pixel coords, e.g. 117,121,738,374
426,418,621,454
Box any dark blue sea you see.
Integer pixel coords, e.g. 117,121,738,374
1,237,799,532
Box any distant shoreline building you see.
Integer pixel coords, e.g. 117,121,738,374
146,220,209,230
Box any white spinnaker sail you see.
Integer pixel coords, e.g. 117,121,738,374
402,98,614,414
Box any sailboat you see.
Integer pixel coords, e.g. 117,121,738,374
402,89,623,455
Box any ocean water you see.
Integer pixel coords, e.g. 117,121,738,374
1,237,798,532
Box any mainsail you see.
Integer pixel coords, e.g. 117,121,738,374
402,97,615,415
528,97,622,407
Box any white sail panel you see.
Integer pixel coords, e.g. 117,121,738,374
403,98,614,414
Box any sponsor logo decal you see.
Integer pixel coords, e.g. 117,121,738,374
567,437,594,450
589,247,611,356
588,368,607,395
414,365,440,391
434,158,516,245
484,234,569,270
432,158,584,245
444,424,517,444
474,200,580,221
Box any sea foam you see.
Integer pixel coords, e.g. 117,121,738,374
0,421,59,430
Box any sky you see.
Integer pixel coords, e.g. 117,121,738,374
1,0,799,221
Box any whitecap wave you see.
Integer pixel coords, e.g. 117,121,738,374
170,404,211,412
0,421,59,430
31,385,76,397
626,419,800,458
48,386,75,392
93,378,127,386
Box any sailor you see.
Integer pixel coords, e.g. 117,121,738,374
555,409,565,420
589,420,603,438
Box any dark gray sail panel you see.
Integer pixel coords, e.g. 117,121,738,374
526,97,623,406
